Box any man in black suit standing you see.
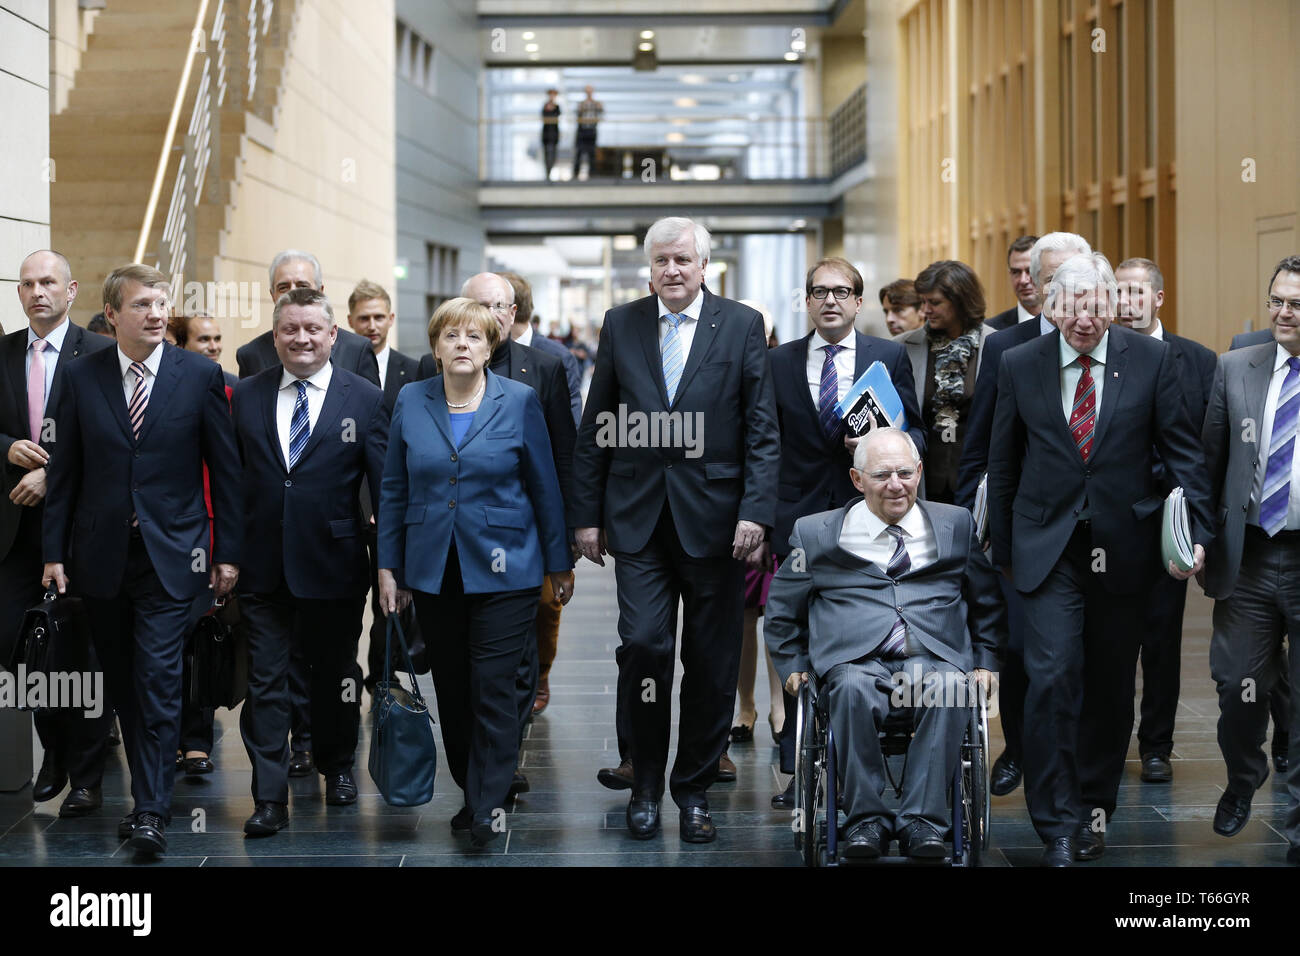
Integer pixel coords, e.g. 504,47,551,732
43,264,242,856
764,255,926,809
955,231,1092,798
1,250,114,817
573,216,780,842
502,271,583,429
232,288,388,835
988,252,1213,865
1112,257,1217,784
984,235,1041,332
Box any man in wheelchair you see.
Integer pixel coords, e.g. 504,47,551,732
765,428,1005,859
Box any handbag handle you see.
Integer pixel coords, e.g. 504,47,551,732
383,611,427,707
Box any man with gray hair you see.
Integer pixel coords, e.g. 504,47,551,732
765,427,1003,859
572,215,780,843
987,251,1213,865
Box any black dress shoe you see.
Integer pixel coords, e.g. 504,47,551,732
1275,751,1290,774
1075,824,1105,860
989,754,1022,796
1041,836,1075,866
680,806,716,843
128,812,167,855
898,820,946,859
1212,791,1251,836
117,813,136,840
469,821,500,848
450,806,472,831
58,787,102,818
843,819,888,860
627,796,660,839
597,758,634,791
324,770,358,805
181,756,214,776
32,760,67,803
1140,753,1172,783
729,722,754,743
1287,845,1300,865
107,725,121,747
243,801,288,836
288,751,314,777
771,777,796,809
508,771,530,796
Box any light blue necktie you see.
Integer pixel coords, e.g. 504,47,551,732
662,312,684,404
1260,357,1300,536
288,380,310,469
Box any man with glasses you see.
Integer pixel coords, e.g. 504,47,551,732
765,256,925,809
1201,255,1300,863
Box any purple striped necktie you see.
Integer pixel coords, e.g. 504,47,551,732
818,344,845,439
1260,357,1300,536
879,525,911,659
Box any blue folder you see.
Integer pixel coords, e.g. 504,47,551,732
835,360,909,436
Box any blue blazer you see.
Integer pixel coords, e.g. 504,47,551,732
231,365,388,599
378,369,571,594
43,344,242,601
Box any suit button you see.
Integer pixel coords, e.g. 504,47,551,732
666,463,673,469
1243,504,1249,512
448,500,456,508
896,605,902,613
449,477,456,485
1084,470,1092,478
133,451,140,459
285,480,292,487
450,453,458,462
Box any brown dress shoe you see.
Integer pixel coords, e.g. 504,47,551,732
531,677,550,716
597,758,634,790
717,752,737,782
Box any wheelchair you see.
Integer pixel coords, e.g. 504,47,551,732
791,670,990,866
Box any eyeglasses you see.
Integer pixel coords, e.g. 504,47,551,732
866,468,917,482
810,286,854,301
1267,296,1300,314
485,303,514,315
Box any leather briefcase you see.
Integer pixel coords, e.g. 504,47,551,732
7,589,92,704
369,613,437,806
184,597,248,710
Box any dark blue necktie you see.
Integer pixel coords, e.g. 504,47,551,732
818,344,844,439
288,380,309,469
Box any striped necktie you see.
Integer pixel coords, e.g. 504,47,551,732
879,525,911,659
818,344,845,439
1068,355,1096,461
288,380,310,469
128,362,149,439
1260,357,1300,536
662,312,684,404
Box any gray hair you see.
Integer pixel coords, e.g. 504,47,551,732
461,272,514,303
268,249,323,290
853,427,921,471
644,217,711,265
1044,252,1118,316
1029,232,1091,289
272,287,335,327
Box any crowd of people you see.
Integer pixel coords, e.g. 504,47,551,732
2,214,1297,866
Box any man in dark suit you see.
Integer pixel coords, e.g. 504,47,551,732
764,256,926,808
954,231,1092,798
1111,257,1217,784
983,235,1041,332
502,271,583,428
1,250,114,816
573,216,780,842
987,251,1213,865
1201,255,1300,864
43,264,242,857
232,287,388,835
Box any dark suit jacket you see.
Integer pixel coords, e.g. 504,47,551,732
526,332,583,426
0,322,114,562
231,365,387,599
236,326,380,387
44,344,242,600
985,306,1019,332
1231,328,1274,350
419,339,575,525
769,330,925,558
381,348,420,418
954,316,1044,509
987,325,1213,594
377,370,570,594
571,289,780,558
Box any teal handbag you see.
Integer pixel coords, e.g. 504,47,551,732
368,613,438,806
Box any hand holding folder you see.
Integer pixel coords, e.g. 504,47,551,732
1161,487,1195,572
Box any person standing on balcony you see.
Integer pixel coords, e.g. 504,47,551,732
573,85,603,180
541,88,561,181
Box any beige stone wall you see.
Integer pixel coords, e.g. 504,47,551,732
214,0,396,360
48,0,99,115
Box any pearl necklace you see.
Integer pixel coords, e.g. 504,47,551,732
446,379,485,409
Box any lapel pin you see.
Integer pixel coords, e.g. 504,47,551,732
1113,371,1118,378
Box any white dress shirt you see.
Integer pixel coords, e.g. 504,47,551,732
375,344,390,393
805,330,856,409
1148,318,1165,341
1017,303,1037,325
26,318,71,415
515,323,534,348
277,362,333,466
657,288,704,367
117,343,165,406
839,500,937,655
1248,343,1300,529
1059,328,1109,422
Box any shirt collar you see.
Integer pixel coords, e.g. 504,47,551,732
1037,314,1054,336
1060,327,1110,369
658,288,705,323
279,360,333,392
810,330,855,355
859,497,925,541
375,343,390,367
515,323,534,348
29,317,71,353
1017,303,1037,324
1148,318,1165,341
1273,343,1300,373
117,342,165,380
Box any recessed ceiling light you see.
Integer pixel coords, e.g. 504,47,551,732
666,132,685,143
638,42,654,52
784,52,799,61
522,31,535,40
529,53,540,61
640,30,655,40
680,74,706,85
674,97,697,108
525,42,539,53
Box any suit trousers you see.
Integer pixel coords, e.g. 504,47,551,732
178,590,216,755
412,544,540,827
239,584,364,803
996,574,1029,762
82,533,194,821
611,503,745,807
511,576,564,745
823,653,965,834
1137,572,1189,758
288,630,312,754
1209,528,1300,844
0,507,111,789
1020,523,1145,840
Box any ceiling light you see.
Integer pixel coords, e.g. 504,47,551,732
640,30,655,40
525,42,539,53
529,53,540,61
666,132,685,143
613,235,637,251
679,74,707,85
674,97,698,108
522,31,535,40
784,52,799,61
638,42,654,52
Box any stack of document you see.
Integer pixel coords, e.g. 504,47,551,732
1161,487,1195,571
835,361,908,436
973,474,990,550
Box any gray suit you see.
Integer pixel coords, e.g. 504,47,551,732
764,499,1005,833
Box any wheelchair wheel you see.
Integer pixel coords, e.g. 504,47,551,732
959,679,991,865
793,681,826,867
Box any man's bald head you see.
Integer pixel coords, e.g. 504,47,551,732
21,250,72,284
17,250,77,330
461,272,516,337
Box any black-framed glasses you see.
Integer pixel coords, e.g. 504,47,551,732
1267,296,1300,314
810,286,853,301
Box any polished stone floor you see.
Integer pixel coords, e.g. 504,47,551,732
0,560,1294,867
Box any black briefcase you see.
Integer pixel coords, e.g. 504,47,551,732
6,588,93,709
184,597,248,710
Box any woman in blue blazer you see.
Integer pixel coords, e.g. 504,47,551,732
378,298,573,846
